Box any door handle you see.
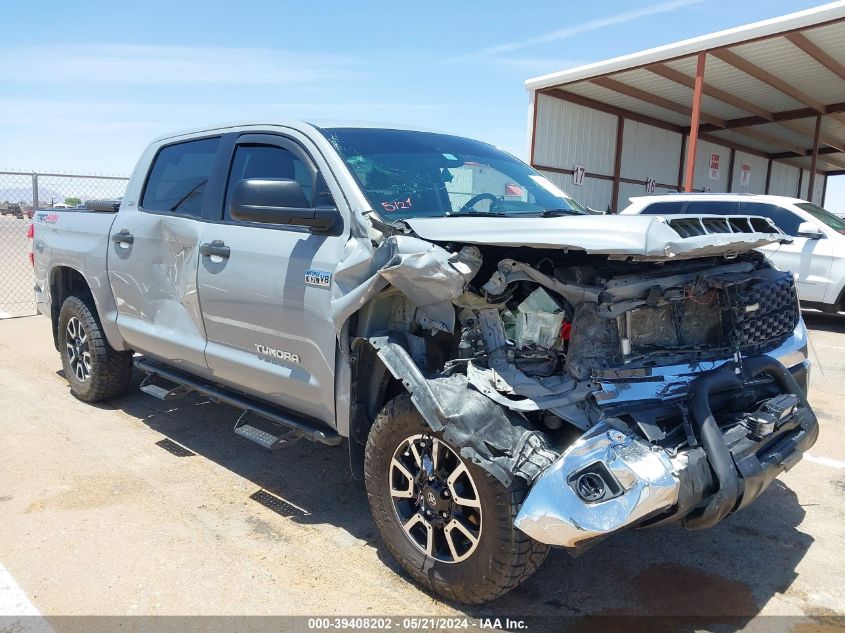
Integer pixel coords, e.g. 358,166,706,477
200,240,230,259
111,229,134,246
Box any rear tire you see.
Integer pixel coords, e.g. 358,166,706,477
364,394,549,604
58,295,133,402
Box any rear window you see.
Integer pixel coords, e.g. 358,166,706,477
640,199,750,216
684,200,738,215
640,201,685,215
141,137,221,217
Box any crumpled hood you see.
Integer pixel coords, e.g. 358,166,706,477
404,214,784,260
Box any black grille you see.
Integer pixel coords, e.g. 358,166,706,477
727,273,799,348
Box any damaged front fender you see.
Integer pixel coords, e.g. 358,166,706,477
332,235,481,336
365,335,558,487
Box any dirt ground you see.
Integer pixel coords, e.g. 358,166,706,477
0,313,843,625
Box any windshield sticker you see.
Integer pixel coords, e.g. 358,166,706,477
504,183,523,197
381,197,412,213
529,175,566,198
442,153,457,161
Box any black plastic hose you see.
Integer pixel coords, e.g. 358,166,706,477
684,355,812,530
685,363,743,529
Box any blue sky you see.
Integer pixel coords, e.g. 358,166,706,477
1,0,843,211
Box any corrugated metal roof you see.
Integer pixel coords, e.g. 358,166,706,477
732,37,845,105
669,56,806,112
526,2,845,90
527,1,845,175
619,68,751,120
561,83,693,127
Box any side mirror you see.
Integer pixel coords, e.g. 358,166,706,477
229,178,339,233
796,221,823,239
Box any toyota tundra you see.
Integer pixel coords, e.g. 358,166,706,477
32,122,818,603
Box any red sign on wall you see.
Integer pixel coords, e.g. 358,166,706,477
709,153,721,180
740,163,752,186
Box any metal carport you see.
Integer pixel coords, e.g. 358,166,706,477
525,1,845,212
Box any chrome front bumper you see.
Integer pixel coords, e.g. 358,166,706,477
514,423,680,548
514,353,818,549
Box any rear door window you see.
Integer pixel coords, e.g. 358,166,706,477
141,137,221,217
740,202,802,235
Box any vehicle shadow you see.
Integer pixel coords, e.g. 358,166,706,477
803,310,845,334
478,479,814,631
98,371,815,628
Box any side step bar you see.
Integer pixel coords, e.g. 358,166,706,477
139,373,193,400
134,358,342,446
234,411,302,450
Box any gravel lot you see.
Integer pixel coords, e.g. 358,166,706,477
0,313,843,624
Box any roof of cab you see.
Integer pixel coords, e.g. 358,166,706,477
149,120,446,144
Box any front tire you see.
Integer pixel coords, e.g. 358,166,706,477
58,295,133,402
364,395,549,604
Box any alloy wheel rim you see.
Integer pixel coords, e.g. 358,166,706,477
389,434,482,564
65,317,91,383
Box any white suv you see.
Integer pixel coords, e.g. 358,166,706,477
620,193,845,313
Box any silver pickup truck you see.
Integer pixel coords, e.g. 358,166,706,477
32,122,818,604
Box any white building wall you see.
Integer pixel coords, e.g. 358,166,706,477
539,168,614,211
796,171,827,203
617,182,648,209
684,138,730,192
619,120,682,186
533,93,618,177
769,162,800,197
799,170,809,200
795,171,825,202
730,152,768,194
531,91,831,211
813,174,826,204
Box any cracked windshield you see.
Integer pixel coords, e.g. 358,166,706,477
322,127,587,220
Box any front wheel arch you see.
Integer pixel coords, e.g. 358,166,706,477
348,337,406,480
364,394,549,604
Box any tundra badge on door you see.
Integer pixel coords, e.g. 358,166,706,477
255,344,300,364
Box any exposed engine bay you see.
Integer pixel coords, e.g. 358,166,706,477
454,246,800,432
349,236,818,548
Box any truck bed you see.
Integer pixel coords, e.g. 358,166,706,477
32,209,120,339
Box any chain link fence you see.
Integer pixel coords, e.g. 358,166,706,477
0,171,129,317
